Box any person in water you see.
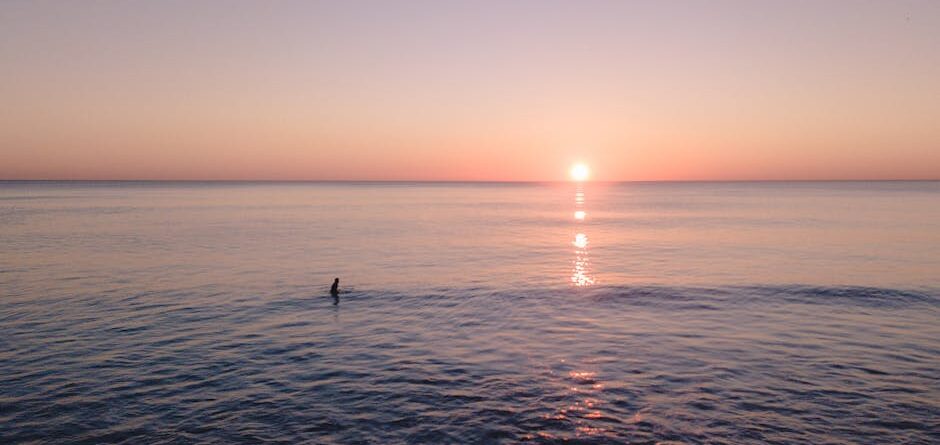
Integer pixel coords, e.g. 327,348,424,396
330,277,340,304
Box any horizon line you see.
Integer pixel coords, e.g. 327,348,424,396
2,178,938,184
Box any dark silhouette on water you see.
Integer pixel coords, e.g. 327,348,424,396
330,277,340,304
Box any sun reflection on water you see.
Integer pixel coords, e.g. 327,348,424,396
537,368,612,439
570,184,595,286
573,233,588,249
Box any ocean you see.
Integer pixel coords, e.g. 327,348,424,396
1,181,938,444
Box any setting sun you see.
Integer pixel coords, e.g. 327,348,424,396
570,164,590,182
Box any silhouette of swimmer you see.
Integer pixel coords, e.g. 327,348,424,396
330,278,340,304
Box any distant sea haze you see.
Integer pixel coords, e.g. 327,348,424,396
1,181,938,443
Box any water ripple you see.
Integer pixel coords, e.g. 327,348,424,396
3,284,935,443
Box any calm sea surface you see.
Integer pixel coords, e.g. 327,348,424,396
1,181,938,444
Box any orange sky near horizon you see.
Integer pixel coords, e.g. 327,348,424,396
2,1,939,181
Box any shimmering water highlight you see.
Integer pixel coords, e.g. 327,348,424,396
1,181,938,444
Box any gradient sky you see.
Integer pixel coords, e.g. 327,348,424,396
2,1,938,181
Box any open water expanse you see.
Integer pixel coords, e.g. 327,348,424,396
1,181,938,444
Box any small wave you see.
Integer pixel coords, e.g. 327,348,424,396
2,282,937,444
354,284,940,310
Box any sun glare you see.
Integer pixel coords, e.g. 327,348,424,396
570,164,590,181
574,233,588,249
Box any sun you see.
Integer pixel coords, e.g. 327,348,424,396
570,163,590,181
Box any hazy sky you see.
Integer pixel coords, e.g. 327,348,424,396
2,1,938,181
